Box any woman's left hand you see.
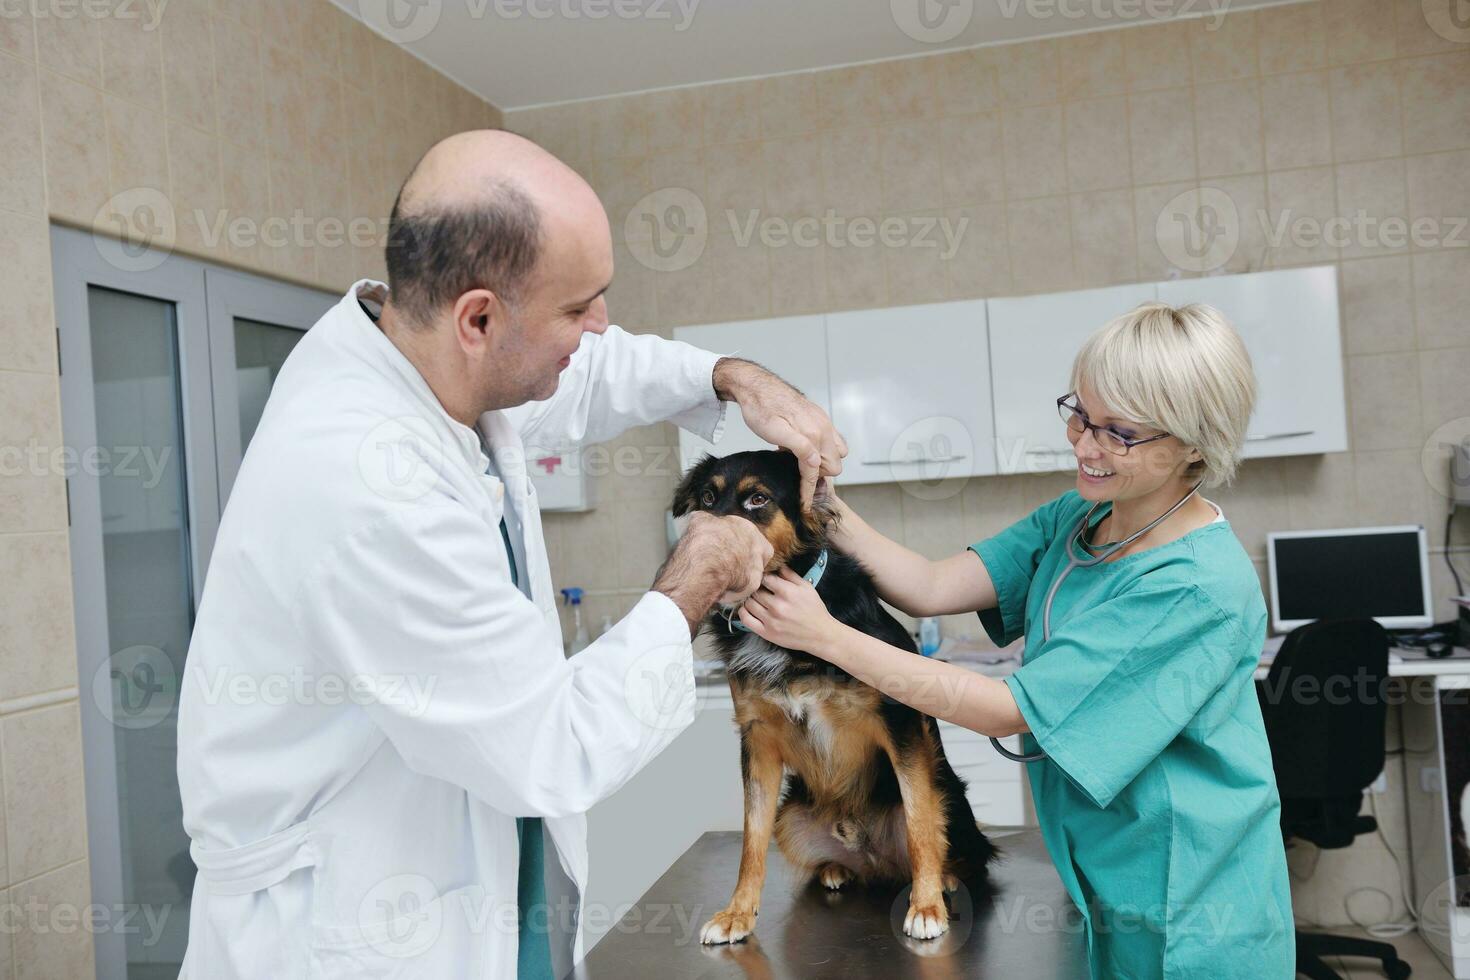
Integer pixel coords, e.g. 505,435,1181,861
739,568,844,659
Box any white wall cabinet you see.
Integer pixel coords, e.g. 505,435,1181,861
827,300,997,485
987,283,1159,475
673,315,830,471
669,266,1346,484
1157,267,1347,458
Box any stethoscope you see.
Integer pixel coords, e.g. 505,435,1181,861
990,481,1204,763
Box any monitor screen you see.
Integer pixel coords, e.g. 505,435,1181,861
1268,525,1431,632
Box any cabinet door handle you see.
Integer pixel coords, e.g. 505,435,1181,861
860,454,968,465
1246,430,1314,442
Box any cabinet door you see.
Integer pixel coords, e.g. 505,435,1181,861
673,316,829,471
1157,266,1347,458
988,283,1158,474
826,301,996,486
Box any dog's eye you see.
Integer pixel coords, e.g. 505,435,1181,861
743,493,768,510
700,488,716,508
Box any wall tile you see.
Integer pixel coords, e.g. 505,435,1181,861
1256,1,1327,74
1128,88,1196,185
1339,255,1415,355
943,203,1011,300
3,703,86,884
1405,149,1470,252
822,224,887,311
1121,18,1191,92
1413,250,1470,350
1418,346,1470,438
1007,196,1074,294
1262,71,1332,170
1193,78,1263,178
883,208,950,306
0,215,54,378
38,70,110,225
1335,158,1408,259
1326,0,1397,65
0,531,76,702
875,57,938,121
880,118,945,212
705,230,771,322
104,95,168,196
769,235,827,315
1348,352,1423,450
1133,179,1197,279
700,79,760,145
644,87,702,154
815,64,881,131
1064,97,1131,192
1209,172,1269,275
941,111,1005,205
1281,452,1357,530
821,127,883,215
1070,188,1138,286
1394,0,1462,56
1354,449,1431,527
1265,165,1340,266
993,38,1058,106
212,16,266,157
933,48,997,117
99,8,162,110
1002,104,1066,201
1188,8,1257,83
0,374,66,537
160,0,216,134
0,54,45,217
34,7,99,86
1057,29,1126,101
9,860,94,980
759,72,819,139
1399,52,1470,156
762,135,823,221
1330,62,1403,162
0,0,33,60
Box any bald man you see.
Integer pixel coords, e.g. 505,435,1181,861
176,131,845,979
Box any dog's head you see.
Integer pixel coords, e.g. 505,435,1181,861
672,450,836,571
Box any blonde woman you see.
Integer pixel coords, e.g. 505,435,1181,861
739,303,1294,978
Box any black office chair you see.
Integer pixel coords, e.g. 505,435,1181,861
1259,618,1412,980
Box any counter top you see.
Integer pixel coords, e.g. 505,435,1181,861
572,828,1087,979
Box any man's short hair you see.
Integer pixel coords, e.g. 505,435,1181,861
384,178,542,328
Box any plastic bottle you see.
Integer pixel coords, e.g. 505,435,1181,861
561,588,590,655
917,617,942,657
598,615,614,638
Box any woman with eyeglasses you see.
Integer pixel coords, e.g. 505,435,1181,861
737,302,1293,979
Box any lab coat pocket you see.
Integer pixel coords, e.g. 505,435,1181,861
309,882,491,979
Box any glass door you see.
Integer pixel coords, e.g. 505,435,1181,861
52,228,333,979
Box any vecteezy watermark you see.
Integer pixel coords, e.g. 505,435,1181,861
1155,187,1241,274
990,0,1230,29
358,0,701,44
882,416,975,501
726,210,969,261
1423,417,1470,503
94,187,176,273
625,187,708,273
890,0,974,43
1260,209,1469,253
1422,0,1470,43
0,896,174,947
0,0,170,31
357,416,447,503
0,440,174,488
92,646,179,730
624,642,711,729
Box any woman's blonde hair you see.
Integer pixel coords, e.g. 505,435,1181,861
1068,301,1256,489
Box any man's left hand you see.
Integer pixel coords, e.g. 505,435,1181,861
713,357,847,508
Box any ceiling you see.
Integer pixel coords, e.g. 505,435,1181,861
338,0,1298,110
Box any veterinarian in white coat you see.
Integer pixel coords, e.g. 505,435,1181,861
175,131,844,979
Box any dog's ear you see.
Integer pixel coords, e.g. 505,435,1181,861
801,477,841,540
671,454,716,517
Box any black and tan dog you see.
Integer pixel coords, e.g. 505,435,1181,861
674,450,996,944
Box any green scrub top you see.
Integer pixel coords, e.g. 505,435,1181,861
972,490,1293,979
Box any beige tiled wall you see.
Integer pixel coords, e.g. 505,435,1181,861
510,0,1470,928
0,0,500,975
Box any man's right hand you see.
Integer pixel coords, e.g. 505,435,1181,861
653,513,773,635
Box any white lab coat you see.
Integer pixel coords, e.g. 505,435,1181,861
176,280,727,978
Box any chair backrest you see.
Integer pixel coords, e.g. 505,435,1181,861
1259,618,1390,802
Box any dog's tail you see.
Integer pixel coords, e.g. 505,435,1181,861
944,788,1001,884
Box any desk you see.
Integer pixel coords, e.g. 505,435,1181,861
573,828,1087,979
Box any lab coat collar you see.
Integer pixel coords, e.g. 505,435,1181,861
343,280,526,482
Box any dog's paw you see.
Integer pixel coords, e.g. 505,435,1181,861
817,864,853,890
903,900,950,940
700,907,756,945
942,873,960,893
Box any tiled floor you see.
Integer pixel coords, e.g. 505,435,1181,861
1303,926,1452,978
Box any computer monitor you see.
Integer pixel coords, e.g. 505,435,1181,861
1266,525,1433,634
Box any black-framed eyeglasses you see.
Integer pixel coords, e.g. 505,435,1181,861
1057,393,1172,456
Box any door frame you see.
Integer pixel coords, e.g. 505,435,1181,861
51,226,335,978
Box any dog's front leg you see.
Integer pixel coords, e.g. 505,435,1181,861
700,721,783,944
886,735,951,939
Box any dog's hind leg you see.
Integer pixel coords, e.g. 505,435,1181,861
701,722,785,945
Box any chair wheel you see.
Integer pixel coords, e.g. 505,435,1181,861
1383,959,1411,980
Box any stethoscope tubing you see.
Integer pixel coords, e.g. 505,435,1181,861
989,482,1204,764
